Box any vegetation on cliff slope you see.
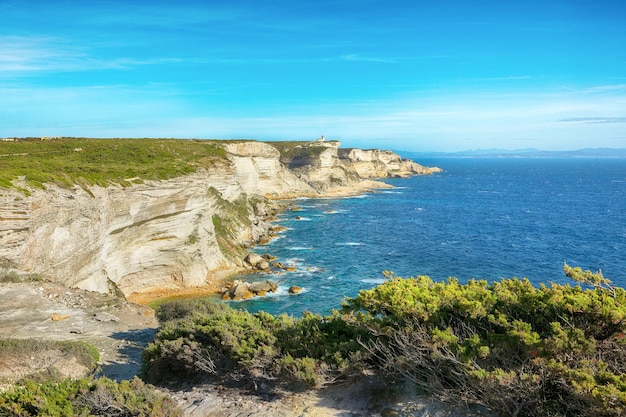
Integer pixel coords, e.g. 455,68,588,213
209,188,265,262
269,140,336,169
348,266,626,417
0,138,227,191
143,264,626,417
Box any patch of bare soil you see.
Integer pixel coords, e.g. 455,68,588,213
0,281,158,382
169,376,491,417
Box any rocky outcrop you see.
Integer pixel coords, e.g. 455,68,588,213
220,279,279,300
221,142,316,198
339,148,443,178
278,141,354,190
0,140,440,300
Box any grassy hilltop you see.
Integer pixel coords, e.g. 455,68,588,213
0,138,229,192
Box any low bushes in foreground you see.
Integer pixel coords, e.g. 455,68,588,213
0,376,180,417
143,264,626,416
0,339,181,417
143,299,368,388
344,265,626,417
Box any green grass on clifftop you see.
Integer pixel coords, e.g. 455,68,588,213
0,138,228,191
268,140,338,160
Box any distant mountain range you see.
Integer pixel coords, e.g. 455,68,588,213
398,148,626,159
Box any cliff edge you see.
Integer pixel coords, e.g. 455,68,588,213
0,139,440,301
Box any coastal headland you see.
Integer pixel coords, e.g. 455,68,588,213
0,137,449,416
0,138,441,303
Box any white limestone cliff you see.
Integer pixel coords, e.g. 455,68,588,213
0,141,440,301
339,148,442,178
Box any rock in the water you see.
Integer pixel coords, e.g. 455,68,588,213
233,290,253,301
244,253,263,267
288,285,302,294
257,260,270,271
232,282,251,299
249,281,272,294
262,253,276,261
381,408,401,417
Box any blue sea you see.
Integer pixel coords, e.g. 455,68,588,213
228,158,626,317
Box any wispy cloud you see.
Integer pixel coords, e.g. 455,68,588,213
339,54,397,63
584,84,626,93
560,117,626,124
0,36,182,75
0,34,401,75
0,36,73,72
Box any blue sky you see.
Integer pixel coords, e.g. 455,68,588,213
1,0,625,151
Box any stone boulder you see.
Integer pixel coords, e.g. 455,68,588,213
288,285,303,294
221,279,279,300
257,260,270,272
231,281,253,300
245,253,263,267
249,281,273,294
244,253,272,272
93,312,120,322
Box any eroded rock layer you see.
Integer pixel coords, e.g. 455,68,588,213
0,140,440,299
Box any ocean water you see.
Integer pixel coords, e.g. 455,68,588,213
228,158,626,317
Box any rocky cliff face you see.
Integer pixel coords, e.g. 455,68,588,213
0,141,440,301
339,148,441,178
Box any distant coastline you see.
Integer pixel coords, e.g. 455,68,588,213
398,147,626,159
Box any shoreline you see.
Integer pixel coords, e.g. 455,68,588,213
127,179,396,306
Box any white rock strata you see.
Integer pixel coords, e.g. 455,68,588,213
0,141,439,300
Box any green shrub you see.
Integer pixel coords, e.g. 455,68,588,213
141,265,626,416
0,270,21,283
342,266,626,417
142,299,367,388
0,376,181,417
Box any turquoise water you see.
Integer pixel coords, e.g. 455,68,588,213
228,158,626,317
